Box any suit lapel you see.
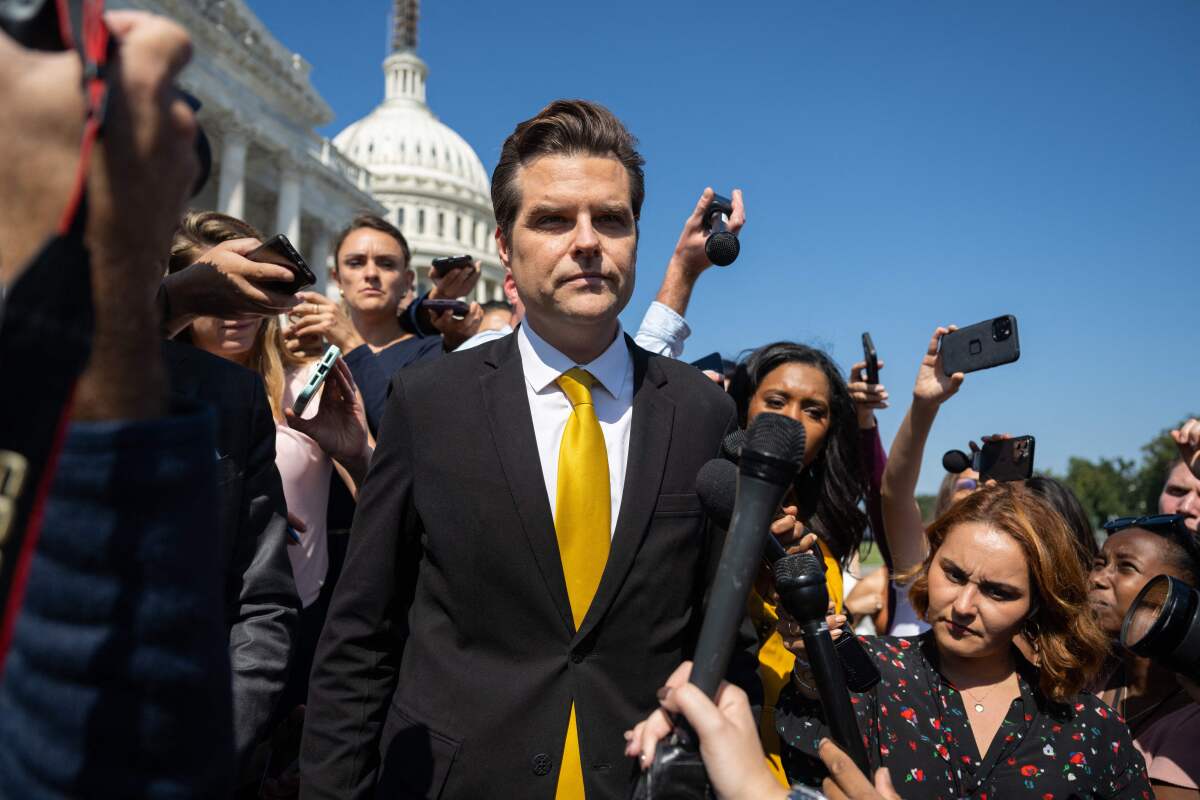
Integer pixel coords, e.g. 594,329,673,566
479,334,575,636
575,341,674,643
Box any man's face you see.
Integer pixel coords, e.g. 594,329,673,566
1160,461,1200,533
497,154,636,335
334,228,412,316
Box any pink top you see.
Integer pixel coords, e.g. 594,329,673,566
1134,702,1200,789
275,364,332,608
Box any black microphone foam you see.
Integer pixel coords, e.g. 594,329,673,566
942,449,972,474
743,412,806,473
721,429,745,462
705,230,740,267
696,458,737,529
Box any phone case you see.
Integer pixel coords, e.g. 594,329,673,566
861,332,879,384
247,234,315,294
291,345,341,416
977,436,1035,483
430,255,472,278
940,315,1020,376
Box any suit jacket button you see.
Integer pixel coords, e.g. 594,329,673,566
532,753,553,776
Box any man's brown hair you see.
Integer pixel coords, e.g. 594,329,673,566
490,99,645,243
907,481,1110,703
333,213,411,268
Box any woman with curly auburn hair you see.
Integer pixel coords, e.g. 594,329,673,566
774,482,1150,798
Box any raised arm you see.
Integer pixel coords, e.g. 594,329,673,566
634,187,745,358
880,326,964,574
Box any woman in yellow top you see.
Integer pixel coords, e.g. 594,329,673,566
727,341,875,786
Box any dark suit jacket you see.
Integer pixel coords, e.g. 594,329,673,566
301,331,742,800
163,340,301,769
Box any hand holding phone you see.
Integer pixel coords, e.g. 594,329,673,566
431,255,474,279
939,315,1020,377
246,234,316,295
290,344,341,417
423,298,471,319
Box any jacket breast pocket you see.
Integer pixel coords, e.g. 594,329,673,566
653,492,701,517
377,703,462,799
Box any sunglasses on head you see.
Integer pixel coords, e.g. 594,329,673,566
955,478,978,492
1103,514,1200,564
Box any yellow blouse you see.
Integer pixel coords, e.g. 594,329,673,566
749,538,844,786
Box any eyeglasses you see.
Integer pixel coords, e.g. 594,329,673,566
1104,514,1200,568
955,478,978,492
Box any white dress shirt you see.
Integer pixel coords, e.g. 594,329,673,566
517,320,634,538
457,300,691,356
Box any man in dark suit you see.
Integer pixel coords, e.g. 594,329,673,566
301,100,743,800
163,339,300,774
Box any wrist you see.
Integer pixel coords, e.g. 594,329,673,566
856,412,877,430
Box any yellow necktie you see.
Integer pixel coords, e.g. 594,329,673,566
553,367,610,799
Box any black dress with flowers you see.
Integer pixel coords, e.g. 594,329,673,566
775,633,1151,799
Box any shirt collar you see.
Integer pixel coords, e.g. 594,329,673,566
517,319,629,399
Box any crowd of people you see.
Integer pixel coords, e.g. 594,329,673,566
1,9,1198,800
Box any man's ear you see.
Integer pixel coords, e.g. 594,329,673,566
503,269,519,306
496,226,511,270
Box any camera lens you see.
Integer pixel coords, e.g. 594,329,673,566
992,317,1012,342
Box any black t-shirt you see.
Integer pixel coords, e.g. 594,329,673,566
777,633,1151,799
343,337,442,436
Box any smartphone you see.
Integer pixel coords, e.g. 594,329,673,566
291,344,341,417
430,255,473,279
423,298,470,318
977,435,1035,483
246,234,316,294
861,332,879,385
940,315,1020,377
689,352,724,375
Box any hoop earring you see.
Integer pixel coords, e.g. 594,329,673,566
1022,618,1041,652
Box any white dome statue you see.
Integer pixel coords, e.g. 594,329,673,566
332,0,503,300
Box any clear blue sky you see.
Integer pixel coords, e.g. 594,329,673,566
247,0,1198,494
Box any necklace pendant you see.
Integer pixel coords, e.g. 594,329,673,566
974,703,985,713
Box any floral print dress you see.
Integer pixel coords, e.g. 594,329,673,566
776,633,1151,799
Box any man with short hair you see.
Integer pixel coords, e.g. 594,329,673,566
1160,418,1200,533
301,100,746,799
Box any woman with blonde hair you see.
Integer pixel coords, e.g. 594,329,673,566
772,482,1149,798
169,211,371,709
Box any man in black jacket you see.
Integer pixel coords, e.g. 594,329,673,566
163,339,300,773
301,100,750,799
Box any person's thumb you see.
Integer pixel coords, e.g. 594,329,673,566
874,767,899,799
662,681,725,741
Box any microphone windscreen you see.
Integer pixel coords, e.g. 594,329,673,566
745,412,806,470
705,232,740,267
721,429,745,462
774,550,825,588
942,449,972,474
695,458,737,530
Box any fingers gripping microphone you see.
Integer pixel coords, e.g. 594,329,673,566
689,413,805,697
703,194,740,267
774,553,872,774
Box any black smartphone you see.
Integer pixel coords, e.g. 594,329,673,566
689,352,724,375
977,435,1035,483
940,315,1020,377
431,255,473,279
246,234,315,294
423,298,470,318
861,332,879,385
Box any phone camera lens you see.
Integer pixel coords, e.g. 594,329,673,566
992,317,1012,342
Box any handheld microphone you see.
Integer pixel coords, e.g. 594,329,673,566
942,449,974,474
702,194,740,267
695,457,788,564
774,552,872,774
689,413,805,697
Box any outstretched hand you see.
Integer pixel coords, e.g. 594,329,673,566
284,359,369,479
849,360,889,430
819,738,900,800
669,187,746,279
1171,418,1200,479
913,326,964,407
623,661,789,800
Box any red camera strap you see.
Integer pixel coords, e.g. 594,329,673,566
0,0,110,673
56,0,110,237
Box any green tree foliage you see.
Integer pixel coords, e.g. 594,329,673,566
1049,415,1195,532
